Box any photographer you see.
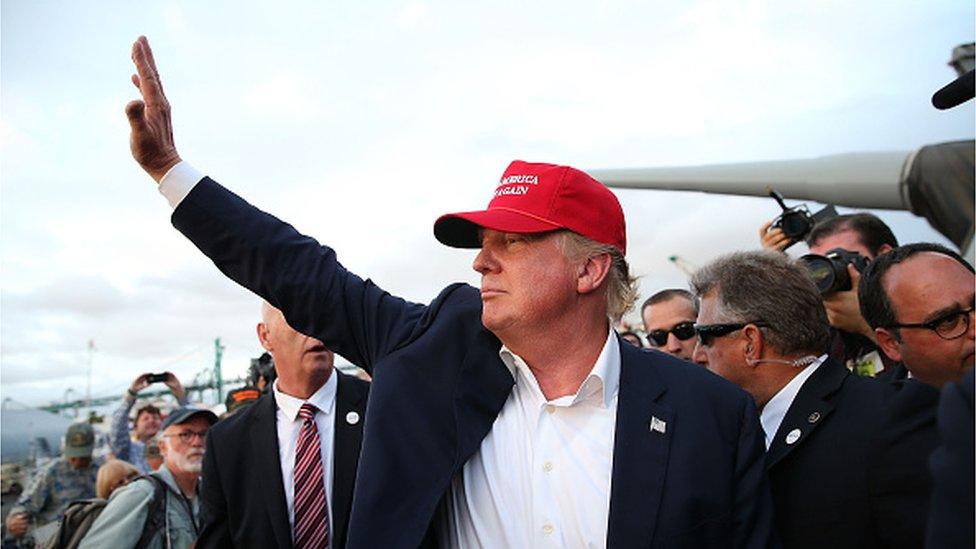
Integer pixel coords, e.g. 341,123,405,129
109,372,188,473
761,213,899,376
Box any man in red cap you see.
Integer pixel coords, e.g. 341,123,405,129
125,36,775,548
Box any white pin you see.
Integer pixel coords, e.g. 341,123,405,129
346,411,360,425
785,428,801,445
650,416,667,434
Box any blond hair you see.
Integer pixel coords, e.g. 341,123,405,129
96,459,140,499
557,231,639,322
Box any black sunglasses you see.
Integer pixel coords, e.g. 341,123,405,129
694,321,769,346
647,321,696,347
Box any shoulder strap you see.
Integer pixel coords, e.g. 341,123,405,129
43,498,108,549
133,474,168,549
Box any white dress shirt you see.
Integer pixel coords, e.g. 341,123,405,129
273,361,338,546
759,354,827,449
439,328,620,549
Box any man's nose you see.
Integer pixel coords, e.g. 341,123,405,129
666,333,682,352
692,341,708,365
472,247,497,275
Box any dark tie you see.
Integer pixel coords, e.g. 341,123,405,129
294,403,330,549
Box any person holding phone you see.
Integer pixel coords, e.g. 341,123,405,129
109,372,188,473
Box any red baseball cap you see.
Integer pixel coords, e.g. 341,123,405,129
434,160,627,254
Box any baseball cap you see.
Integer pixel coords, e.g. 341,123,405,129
63,423,95,459
434,160,627,254
161,406,218,431
224,387,261,414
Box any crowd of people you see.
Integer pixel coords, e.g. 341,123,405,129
4,35,973,549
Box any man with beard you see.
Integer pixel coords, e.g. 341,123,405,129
79,406,217,549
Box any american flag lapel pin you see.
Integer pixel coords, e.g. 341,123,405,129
650,416,667,434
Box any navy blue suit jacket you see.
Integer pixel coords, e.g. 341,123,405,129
173,178,776,548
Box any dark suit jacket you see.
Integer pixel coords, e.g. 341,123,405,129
174,177,776,549
766,357,937,549
926,369,975,549
869,377,940,549
197,371,369,548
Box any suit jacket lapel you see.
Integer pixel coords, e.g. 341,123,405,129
332,372,367,548
454,328,515,466
765,358,846,469
250,394,294,549
607,342,673,549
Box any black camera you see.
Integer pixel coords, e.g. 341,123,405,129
767,188,838,250
248,352,277,393
146,373,169,384
799,248,870,294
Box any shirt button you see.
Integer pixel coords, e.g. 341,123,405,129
545,404,556,414
542,524,554,535
543,461,553,472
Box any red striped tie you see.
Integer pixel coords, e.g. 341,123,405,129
294,403,330,549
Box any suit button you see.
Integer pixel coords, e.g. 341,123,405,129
346,411,360,425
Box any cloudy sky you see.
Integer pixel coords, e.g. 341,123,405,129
2,1,973,408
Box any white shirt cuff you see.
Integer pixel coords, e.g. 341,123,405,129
158,161,205,209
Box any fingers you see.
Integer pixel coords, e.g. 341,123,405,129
131,37,166,106
758,220,773,234
125,99,146,124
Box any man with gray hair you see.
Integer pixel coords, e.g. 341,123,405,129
691,251,925,549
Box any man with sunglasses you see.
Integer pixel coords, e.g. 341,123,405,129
640,289,700,362
80,406,217,549
691,251,930,549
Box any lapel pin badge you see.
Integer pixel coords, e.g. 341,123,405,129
807,411,821,424
650,416,667,434
346,411,360,425
785,428,801,445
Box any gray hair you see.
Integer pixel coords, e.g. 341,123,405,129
690,251,830,356
557,231,639,322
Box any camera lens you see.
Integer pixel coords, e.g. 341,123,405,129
799,251,854,295
802,256,836,294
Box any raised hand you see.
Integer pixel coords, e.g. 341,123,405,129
758,219,791,252
125,36,182,182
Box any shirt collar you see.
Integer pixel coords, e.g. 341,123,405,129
273,369,338,422
498,327,620,408
759,354,827,449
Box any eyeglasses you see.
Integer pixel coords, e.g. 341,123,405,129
647,321,696,347
163,430,208,444
887,305,974,341
694,321,769,346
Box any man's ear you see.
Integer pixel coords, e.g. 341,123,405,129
875,327,903,362
742,324,765,364
577,253,612,295
256,323,273,352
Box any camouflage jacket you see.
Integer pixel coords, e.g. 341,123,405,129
9,457,100,528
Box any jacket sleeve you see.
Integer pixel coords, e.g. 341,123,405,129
10,462,54,519
172,178,428,374
196,431,231,548
110,397,137,462
78,479,154,549
731,395,780,549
